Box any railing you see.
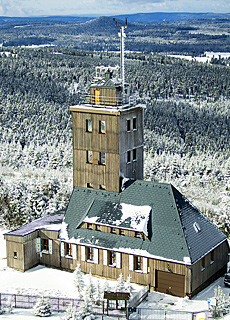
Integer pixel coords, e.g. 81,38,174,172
77,92,137,107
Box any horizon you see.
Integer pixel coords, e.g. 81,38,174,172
0,0,229,18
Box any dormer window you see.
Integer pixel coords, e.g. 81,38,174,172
193,222,201,233
111,227,116,234
87,223,93,230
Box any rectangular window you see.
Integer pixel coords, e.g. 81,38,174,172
133,149,137,161
42,239,49,251
87,247,94,262
87,223,93,230
201,257,205,270
127,151,131,163
211,251,214,263
65,243,72,257
87,150,93,163
108,251,116,266
100,120,105,133
14,252,17,259
87,183,93,189
135,231,142,238
133,117,137,130
135,256,143,271
119,229,125,236
86,119,92,132
100,184,106,190
111,227,116,234
96,225,101,231
127,119,131,131
100,152,106,165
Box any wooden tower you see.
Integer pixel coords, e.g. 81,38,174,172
70,26,144,193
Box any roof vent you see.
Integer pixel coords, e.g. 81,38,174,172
193,222,201,233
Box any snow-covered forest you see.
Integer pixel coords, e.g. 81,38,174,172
0,47,229,235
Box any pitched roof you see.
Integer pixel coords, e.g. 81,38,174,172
60,180,227,265
5,210,65,237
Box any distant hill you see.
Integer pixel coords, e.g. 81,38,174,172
112,12,230,23
0,12,230,25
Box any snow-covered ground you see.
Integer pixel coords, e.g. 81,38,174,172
168,52,230,64
0,228,229,319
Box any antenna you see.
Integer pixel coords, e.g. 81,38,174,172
115,18,127,104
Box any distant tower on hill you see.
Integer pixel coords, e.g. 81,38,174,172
70,22,144,192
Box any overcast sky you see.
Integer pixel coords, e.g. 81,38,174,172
0,0,229,17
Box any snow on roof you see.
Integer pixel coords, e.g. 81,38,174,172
83,202,151,236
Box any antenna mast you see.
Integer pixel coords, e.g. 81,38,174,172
116,18,127,104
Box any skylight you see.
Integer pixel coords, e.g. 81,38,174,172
193,222,201,233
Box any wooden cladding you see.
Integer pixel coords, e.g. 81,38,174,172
155,271,185,297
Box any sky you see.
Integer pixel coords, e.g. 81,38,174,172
0,0,229,17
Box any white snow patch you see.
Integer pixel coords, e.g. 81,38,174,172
115,203,151,236
83,216,100,224
59,222,69,240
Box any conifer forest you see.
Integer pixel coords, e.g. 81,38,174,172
0,17,229,235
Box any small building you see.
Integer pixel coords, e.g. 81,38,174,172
4,54,229,297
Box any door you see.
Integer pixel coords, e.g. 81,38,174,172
155,270,185,297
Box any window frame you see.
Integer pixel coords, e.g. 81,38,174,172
41,238,49,252
99,120,106,134
87,183,93,188
100,152,106,165
65,243,72,257
86,119,92,132
87,150,93,164
87,247,94,262
134,256,143,271
119,229,125,236
133,117,137,130
87,223,93,230
111,227,116,234
108,251,116,266
127,119,131,132
133,148,137,161
127,150,131,163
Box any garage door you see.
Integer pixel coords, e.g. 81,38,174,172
155,271,185,297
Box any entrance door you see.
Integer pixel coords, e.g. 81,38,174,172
94,89,100,105
155,271,185,297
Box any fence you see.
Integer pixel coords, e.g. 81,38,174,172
0,292,126,317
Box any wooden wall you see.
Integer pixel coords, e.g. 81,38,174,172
191,240,229,293
72,109,121,192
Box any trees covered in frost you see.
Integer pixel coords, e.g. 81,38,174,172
33,296,52,317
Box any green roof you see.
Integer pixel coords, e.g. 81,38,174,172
60,180,227,265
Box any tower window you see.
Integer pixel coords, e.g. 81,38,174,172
133,117,137,130
87,151,93,163
127,150,131,163
100,121,105,134
127,119,131,132
100,152,106,165
86,119,92,132
133,149,137,161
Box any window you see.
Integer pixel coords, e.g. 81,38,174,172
86,119,92,132
133,149,137,161
100,184,106,190
127,151,131,163
127,119,131,131
201,257,205,270
96,225,101,231
65,243,72,257
100,120,105,133
135,231,142,238
108,251,116,266
119,229,125,236
42,238,49,251
211,251,214,264
133,117,137,130
14,252,17,259
87,150,93,163
87,183,93,188
100,152,106,165
87,247,94,261
111,227,116,234
87,223,93,230
134,256,143,271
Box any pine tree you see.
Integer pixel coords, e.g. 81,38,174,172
116,273,125,292
63,304,76,320
73,264,84,298
33,296,52,317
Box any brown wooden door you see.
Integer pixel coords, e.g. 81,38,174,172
155,271,185,297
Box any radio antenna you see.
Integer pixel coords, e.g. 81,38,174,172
115,18,127,104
